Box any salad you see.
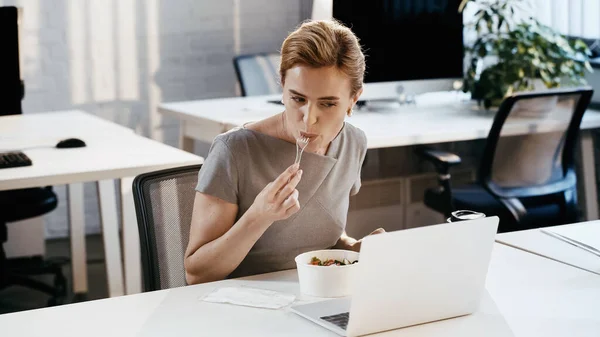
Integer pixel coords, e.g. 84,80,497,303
310,256,358,266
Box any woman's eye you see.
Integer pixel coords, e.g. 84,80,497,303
321,102,337,108
291,96,305,103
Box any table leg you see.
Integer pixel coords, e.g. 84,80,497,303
97,179,125,297
179,122,195,153
67,183,88,295
580,131,599,220
121,176,142,294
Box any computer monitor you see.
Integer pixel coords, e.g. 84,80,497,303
0,6,23,115
332,0,464,85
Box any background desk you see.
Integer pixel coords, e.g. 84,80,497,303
158,93,600,221
496,220,600,275
1,242,598,337
0,110,203,297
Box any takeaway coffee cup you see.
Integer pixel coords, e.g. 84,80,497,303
447,210,486,223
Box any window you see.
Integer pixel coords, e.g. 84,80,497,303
533,0,600,40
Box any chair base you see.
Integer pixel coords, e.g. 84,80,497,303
425,184,577,233
1,249,68,307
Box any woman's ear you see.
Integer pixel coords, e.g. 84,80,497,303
352,87,364,106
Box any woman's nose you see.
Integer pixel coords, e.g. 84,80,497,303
302,104,318,126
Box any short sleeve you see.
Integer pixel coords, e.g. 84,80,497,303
350,129,368,196
195,138,239,204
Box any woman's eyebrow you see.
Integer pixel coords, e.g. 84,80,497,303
289,89,339,100
289,89,306,97
318,96,340,100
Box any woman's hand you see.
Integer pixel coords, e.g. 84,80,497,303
248,163,303,224
341,228,386,252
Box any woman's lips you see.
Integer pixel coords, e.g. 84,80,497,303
300,131,319,140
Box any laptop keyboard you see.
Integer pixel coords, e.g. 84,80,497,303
320,312,349,330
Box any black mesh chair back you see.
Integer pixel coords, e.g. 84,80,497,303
133,164,201,291
233,53,281,96
480,87,593,198
417,87,594,232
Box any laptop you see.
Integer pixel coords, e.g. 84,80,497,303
290,216,500,337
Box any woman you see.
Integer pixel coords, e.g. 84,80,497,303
184,19,383,285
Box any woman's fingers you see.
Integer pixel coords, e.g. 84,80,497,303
268,164,300,200
275,169,302,203
253,165,303,222
369,228,386,236
283,189,301,216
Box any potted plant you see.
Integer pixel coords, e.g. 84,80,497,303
459,0,594,109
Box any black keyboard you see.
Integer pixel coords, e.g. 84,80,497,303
0,151,32,169
320,312,350,330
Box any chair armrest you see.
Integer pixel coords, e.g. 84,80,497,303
416,147,462,175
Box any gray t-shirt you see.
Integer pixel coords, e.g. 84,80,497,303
195,122,367,278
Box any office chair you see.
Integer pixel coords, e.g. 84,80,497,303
418,87,594,233
0,6,67,307
133,164,201,291
233,53,282,96
1,189,67,306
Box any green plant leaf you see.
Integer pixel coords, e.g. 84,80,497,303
540,70,551,83
506,85,514,96
461,0,591,101
458,0,470,13
478,44,488,57
574,39,588,50
497,17,505,31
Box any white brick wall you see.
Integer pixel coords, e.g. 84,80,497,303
1,0,307,238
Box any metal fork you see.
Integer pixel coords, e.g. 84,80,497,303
295,136,310,165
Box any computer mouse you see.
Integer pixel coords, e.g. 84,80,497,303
56,138,86,148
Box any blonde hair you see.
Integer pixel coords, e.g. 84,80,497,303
279,19,366,96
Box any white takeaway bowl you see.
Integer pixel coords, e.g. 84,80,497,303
294,249,360,298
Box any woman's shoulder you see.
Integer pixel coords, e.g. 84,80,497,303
215,127,247,144
344,122,366,139
212,127,256,153
212,126,289,157
342,122,367,150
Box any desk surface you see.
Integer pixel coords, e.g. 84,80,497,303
159,93,600,148
0,110,203,190
1,242,598,337
496,220,600,275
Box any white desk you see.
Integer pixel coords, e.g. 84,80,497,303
0,110,203,297
158,93,600,220
486,243,600,337
1,243,598,337
496,220,600,275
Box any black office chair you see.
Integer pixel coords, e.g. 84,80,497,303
0,6,67,307
0,188,67,306
418,87,594,233
133,164,201,291
233,53,282,96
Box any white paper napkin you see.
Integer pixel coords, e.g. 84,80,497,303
200,286,296,309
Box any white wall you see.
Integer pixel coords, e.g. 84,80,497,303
1,0,308,238
532,0,600,39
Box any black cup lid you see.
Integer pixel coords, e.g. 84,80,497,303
449,210,486,222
